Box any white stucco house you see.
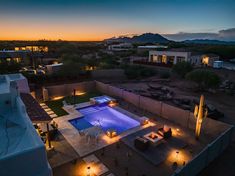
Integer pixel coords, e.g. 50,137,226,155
0,74,52,176
148,50,220,67
108,43,133,51
149,50,191,65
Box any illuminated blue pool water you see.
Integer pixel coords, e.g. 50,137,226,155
90,95,115,104
69,105,140,134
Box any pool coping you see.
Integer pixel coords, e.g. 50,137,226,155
71,105,141,134
53,102,156,157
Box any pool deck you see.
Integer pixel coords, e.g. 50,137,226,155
47,132,79,168
52,98,227,176
53,103,155,157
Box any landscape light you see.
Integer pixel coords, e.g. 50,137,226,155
175,151,179,162
108,101,117,107
87,166,91,176
52,96,64,100
106,129,117,138
176,128,180,135
172,151,180,168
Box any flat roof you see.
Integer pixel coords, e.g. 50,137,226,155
138,45,168,49
0,74,28,94
0,84,44,159
46,63,63,67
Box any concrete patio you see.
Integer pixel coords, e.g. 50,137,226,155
47,132,79,168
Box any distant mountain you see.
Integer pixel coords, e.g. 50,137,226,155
105,33,235,45
105,33,170,43
183,39,235,45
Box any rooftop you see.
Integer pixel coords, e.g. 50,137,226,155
0,74,30,94
138,45,168,49
0,77,43,157
0,74,51,175
203,53,220,57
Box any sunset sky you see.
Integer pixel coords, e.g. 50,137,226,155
0,0,234,41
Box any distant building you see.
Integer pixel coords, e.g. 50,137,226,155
46,63,63,74
0,74,52,176
149,50,191,65
201,54,220,67
189,54,202,66
108,43,133,51
213,61,223,69
0,46,54,67
0,50,30,63
15,46,48,52
146,50,220,67
137,45,168,53
130,50,219,67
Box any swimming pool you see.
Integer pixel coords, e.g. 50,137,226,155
69,105,140,135
90,95,116,105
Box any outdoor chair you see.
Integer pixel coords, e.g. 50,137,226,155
157,125,172,139
48,128,58,140
79,130,85,136
134,137,149,151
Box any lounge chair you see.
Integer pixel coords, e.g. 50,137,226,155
134,137,149,151
157,125,172,139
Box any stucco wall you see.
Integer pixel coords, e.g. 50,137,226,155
173,127,233,176
44,81,95,99
91,69,125,79
140,96,162,116
95,81,232,134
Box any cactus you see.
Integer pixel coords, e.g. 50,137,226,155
194,95,208,139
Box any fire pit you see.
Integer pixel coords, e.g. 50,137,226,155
149,133,158,139
143,132,163,146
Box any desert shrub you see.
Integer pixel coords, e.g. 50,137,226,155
172,61,193,77
186,69,220,89
0,61,21,74
159,70,170,79
124,65,156,79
